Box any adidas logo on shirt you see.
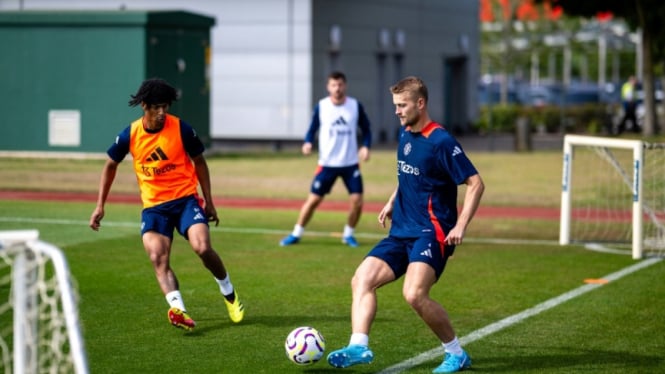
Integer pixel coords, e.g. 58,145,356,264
146,146,169,162
332,116,348,126
452,146,462,157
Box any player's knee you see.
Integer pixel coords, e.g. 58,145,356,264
351,272,373,292
148,251,169,269
307,195,324,208
350,273,360,290
351,199,363,210
402,288,426,309
192,244,213,257
188,233,211,252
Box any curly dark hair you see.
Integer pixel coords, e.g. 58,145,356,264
128,78,178,107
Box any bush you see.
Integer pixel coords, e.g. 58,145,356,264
476,104,520,133
474,103,611,135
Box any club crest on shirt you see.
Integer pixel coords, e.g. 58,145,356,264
403,142,412,156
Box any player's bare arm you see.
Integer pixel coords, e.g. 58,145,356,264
302,142,313,155
358,146,370,162
378,188,398,228
192,154,219,226
89,158,120,231
445,173,484,246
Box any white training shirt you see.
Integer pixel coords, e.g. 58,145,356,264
312,96,361,167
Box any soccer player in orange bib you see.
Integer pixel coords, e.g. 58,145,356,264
89,78,244,331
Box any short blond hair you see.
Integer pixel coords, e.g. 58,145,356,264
390,76,428,103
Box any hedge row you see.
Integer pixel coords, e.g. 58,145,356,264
475,103,618,135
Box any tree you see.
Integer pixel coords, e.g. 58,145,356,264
545,0,665,135
481,0,564,105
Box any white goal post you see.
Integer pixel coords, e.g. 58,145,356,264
0,230,88,374
560,135,665,259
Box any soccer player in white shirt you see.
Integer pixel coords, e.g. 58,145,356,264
280,71,373,247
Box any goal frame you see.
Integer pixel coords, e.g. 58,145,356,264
0,230,88,374
559,135,644,259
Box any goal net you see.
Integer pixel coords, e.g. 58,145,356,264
0,230,88,374
560,135,665,259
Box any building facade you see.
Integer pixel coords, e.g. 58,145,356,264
0,0,478,147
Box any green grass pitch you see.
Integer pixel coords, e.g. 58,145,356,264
1,199,663,373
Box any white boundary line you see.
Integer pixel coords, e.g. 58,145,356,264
377,257,663,374
584,243,632,255
0,217,136,228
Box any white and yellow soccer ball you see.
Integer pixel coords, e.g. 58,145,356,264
284,326,326,365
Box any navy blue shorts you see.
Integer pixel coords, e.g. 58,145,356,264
367,235,454,280
140,195,208,240
310,164,363,196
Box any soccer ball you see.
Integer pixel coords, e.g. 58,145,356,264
284,326,326,365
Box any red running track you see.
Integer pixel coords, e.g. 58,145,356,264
0,190,562,220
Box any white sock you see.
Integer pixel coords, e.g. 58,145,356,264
343,224,354,238
292,224,305,237
443,337,463,356
215,274,234,297
349,333,369,347
165,290,186,311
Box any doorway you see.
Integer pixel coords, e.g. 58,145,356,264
444,56,468,133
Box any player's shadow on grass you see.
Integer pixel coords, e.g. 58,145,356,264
244,314,352,326
442,347,663,372
294,367,356,373
183,314,352,335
